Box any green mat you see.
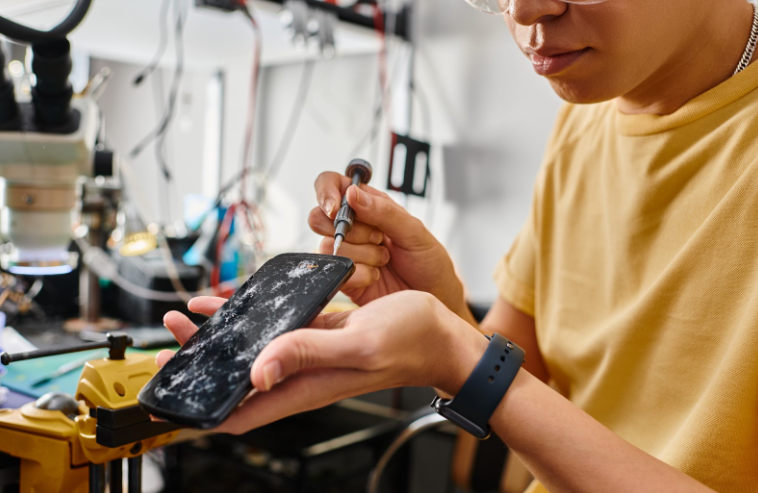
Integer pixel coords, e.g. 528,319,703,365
0,347,177,399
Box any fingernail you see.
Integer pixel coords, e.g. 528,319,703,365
370,231,383,245
354,186,370,207
381,249,390,265
262,361,281,391
373,268,381,281
324,198,336,217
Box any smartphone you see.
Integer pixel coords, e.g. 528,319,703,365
138,253,355,429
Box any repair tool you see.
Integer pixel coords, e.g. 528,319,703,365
0,333,181,493
333,159,373,256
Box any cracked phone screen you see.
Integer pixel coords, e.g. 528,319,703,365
138,254,354,426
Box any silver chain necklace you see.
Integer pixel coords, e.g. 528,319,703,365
734,3,758,75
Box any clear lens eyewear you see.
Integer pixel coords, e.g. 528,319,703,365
465,0,608,15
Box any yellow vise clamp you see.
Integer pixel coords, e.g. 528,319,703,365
0,333,180,493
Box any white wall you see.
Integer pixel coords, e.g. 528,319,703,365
88,0,563,304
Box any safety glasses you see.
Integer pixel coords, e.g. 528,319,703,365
465,0,608,15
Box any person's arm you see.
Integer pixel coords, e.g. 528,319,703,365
161,294,716,493
451,296,549,488
436,308,715,493
480,296,549,383
488,368,713,493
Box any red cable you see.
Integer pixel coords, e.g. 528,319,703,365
232,0,267,265
238,0,262,210
373,3,390,119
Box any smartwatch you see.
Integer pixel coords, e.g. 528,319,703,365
432,333,525,439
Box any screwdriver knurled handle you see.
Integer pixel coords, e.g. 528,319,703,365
334,195,356,233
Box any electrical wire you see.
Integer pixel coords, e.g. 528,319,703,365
237,1,262,208
128,0,187,182
117,156,195,301
152,69,172,225
345,0,406,161
230,0,268,269
189,57,316,245
0,0,91,42
77,238,246,302
156,231,193,303
373,3,391,122
132,0,172,86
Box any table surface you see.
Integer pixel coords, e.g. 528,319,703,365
1,388,34,408
0,320,173,408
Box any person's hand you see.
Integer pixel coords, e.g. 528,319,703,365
309,172,469,319
159,293,487,435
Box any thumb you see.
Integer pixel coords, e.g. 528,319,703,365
346,185,430,249
251,329,364,391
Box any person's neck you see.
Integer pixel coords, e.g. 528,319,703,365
616,1,756,116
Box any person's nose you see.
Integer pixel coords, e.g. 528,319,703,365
508,0,567,26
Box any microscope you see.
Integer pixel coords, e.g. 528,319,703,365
0,0,110,276
0,3,183,492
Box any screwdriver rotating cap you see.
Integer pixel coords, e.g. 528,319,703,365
345,159,372,184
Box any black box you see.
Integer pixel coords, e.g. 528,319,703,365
116,251,204,325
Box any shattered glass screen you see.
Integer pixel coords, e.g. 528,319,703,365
139,254,353,422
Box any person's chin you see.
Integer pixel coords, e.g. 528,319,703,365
547,78,620,105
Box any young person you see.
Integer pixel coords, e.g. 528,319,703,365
162,0,758,490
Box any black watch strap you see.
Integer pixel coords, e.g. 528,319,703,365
432,333,525,439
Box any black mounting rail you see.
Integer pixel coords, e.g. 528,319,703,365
264,0,412,42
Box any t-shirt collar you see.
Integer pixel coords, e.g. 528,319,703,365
615,60,758,136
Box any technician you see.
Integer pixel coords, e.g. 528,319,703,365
161,0,758,491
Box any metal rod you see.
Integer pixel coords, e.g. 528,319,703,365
367,412,448,493
89,463,105,493
81,216,103,322
109,459,123,493
1,340,111,365
81,261,101,322
1,333,132,364
128,456,142,493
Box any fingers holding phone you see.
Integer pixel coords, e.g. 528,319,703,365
214,291,486,436
187,296,226,316
140,254,356,429
157,296,352,370
158,296,228,366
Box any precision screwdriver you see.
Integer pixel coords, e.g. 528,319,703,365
333,159,373,256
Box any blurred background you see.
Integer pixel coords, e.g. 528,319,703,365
0,1,562,491
2,0,560,305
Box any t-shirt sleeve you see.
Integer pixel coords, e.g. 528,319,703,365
493,211,537,317
492,103,576,318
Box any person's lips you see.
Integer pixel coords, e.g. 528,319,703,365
526,47,590,76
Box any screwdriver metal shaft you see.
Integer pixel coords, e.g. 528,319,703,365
333,172,362,256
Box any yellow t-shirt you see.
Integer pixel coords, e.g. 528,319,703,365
494,61,758,493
